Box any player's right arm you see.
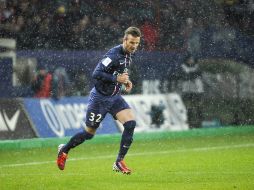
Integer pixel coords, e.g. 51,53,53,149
92,67,115,82
92,56,116,82
92,56,129,84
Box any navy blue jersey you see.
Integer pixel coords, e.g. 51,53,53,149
92,44,134,96
85,88,130,128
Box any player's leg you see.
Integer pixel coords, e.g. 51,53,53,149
57,126,96,170
115,109,136,162
57,112,104,171
110,96,136,174
57,91,107,170
60,106,105,154
113,108,136,174
59,127,95,154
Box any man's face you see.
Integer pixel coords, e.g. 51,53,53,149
123,34,140,54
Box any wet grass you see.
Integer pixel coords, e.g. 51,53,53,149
0,129,254,190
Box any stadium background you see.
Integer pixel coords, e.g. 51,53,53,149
0,0,254,189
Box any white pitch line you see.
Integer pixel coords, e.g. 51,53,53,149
1,171,253,176
0,143,253,169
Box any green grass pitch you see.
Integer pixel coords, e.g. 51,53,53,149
0,127,254,190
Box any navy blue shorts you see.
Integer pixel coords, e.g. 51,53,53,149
85,88,130,128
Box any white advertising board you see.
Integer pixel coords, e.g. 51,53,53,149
118,93,189,132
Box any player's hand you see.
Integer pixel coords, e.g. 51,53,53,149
117,73,129,84
125,80,133,93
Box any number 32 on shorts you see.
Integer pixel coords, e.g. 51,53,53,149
88,112,102,123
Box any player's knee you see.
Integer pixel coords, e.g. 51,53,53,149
123,120,136,130
123,120,136,143
83,130,94,140
85,125,97,134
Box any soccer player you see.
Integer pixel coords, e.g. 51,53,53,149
57,26,141,174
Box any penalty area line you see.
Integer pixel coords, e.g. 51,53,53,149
0,143,253,168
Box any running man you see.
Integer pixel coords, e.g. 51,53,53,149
57,26,141,174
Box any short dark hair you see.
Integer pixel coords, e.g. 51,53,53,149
124,26,141,38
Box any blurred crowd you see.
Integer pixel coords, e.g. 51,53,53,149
0,0,253,51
